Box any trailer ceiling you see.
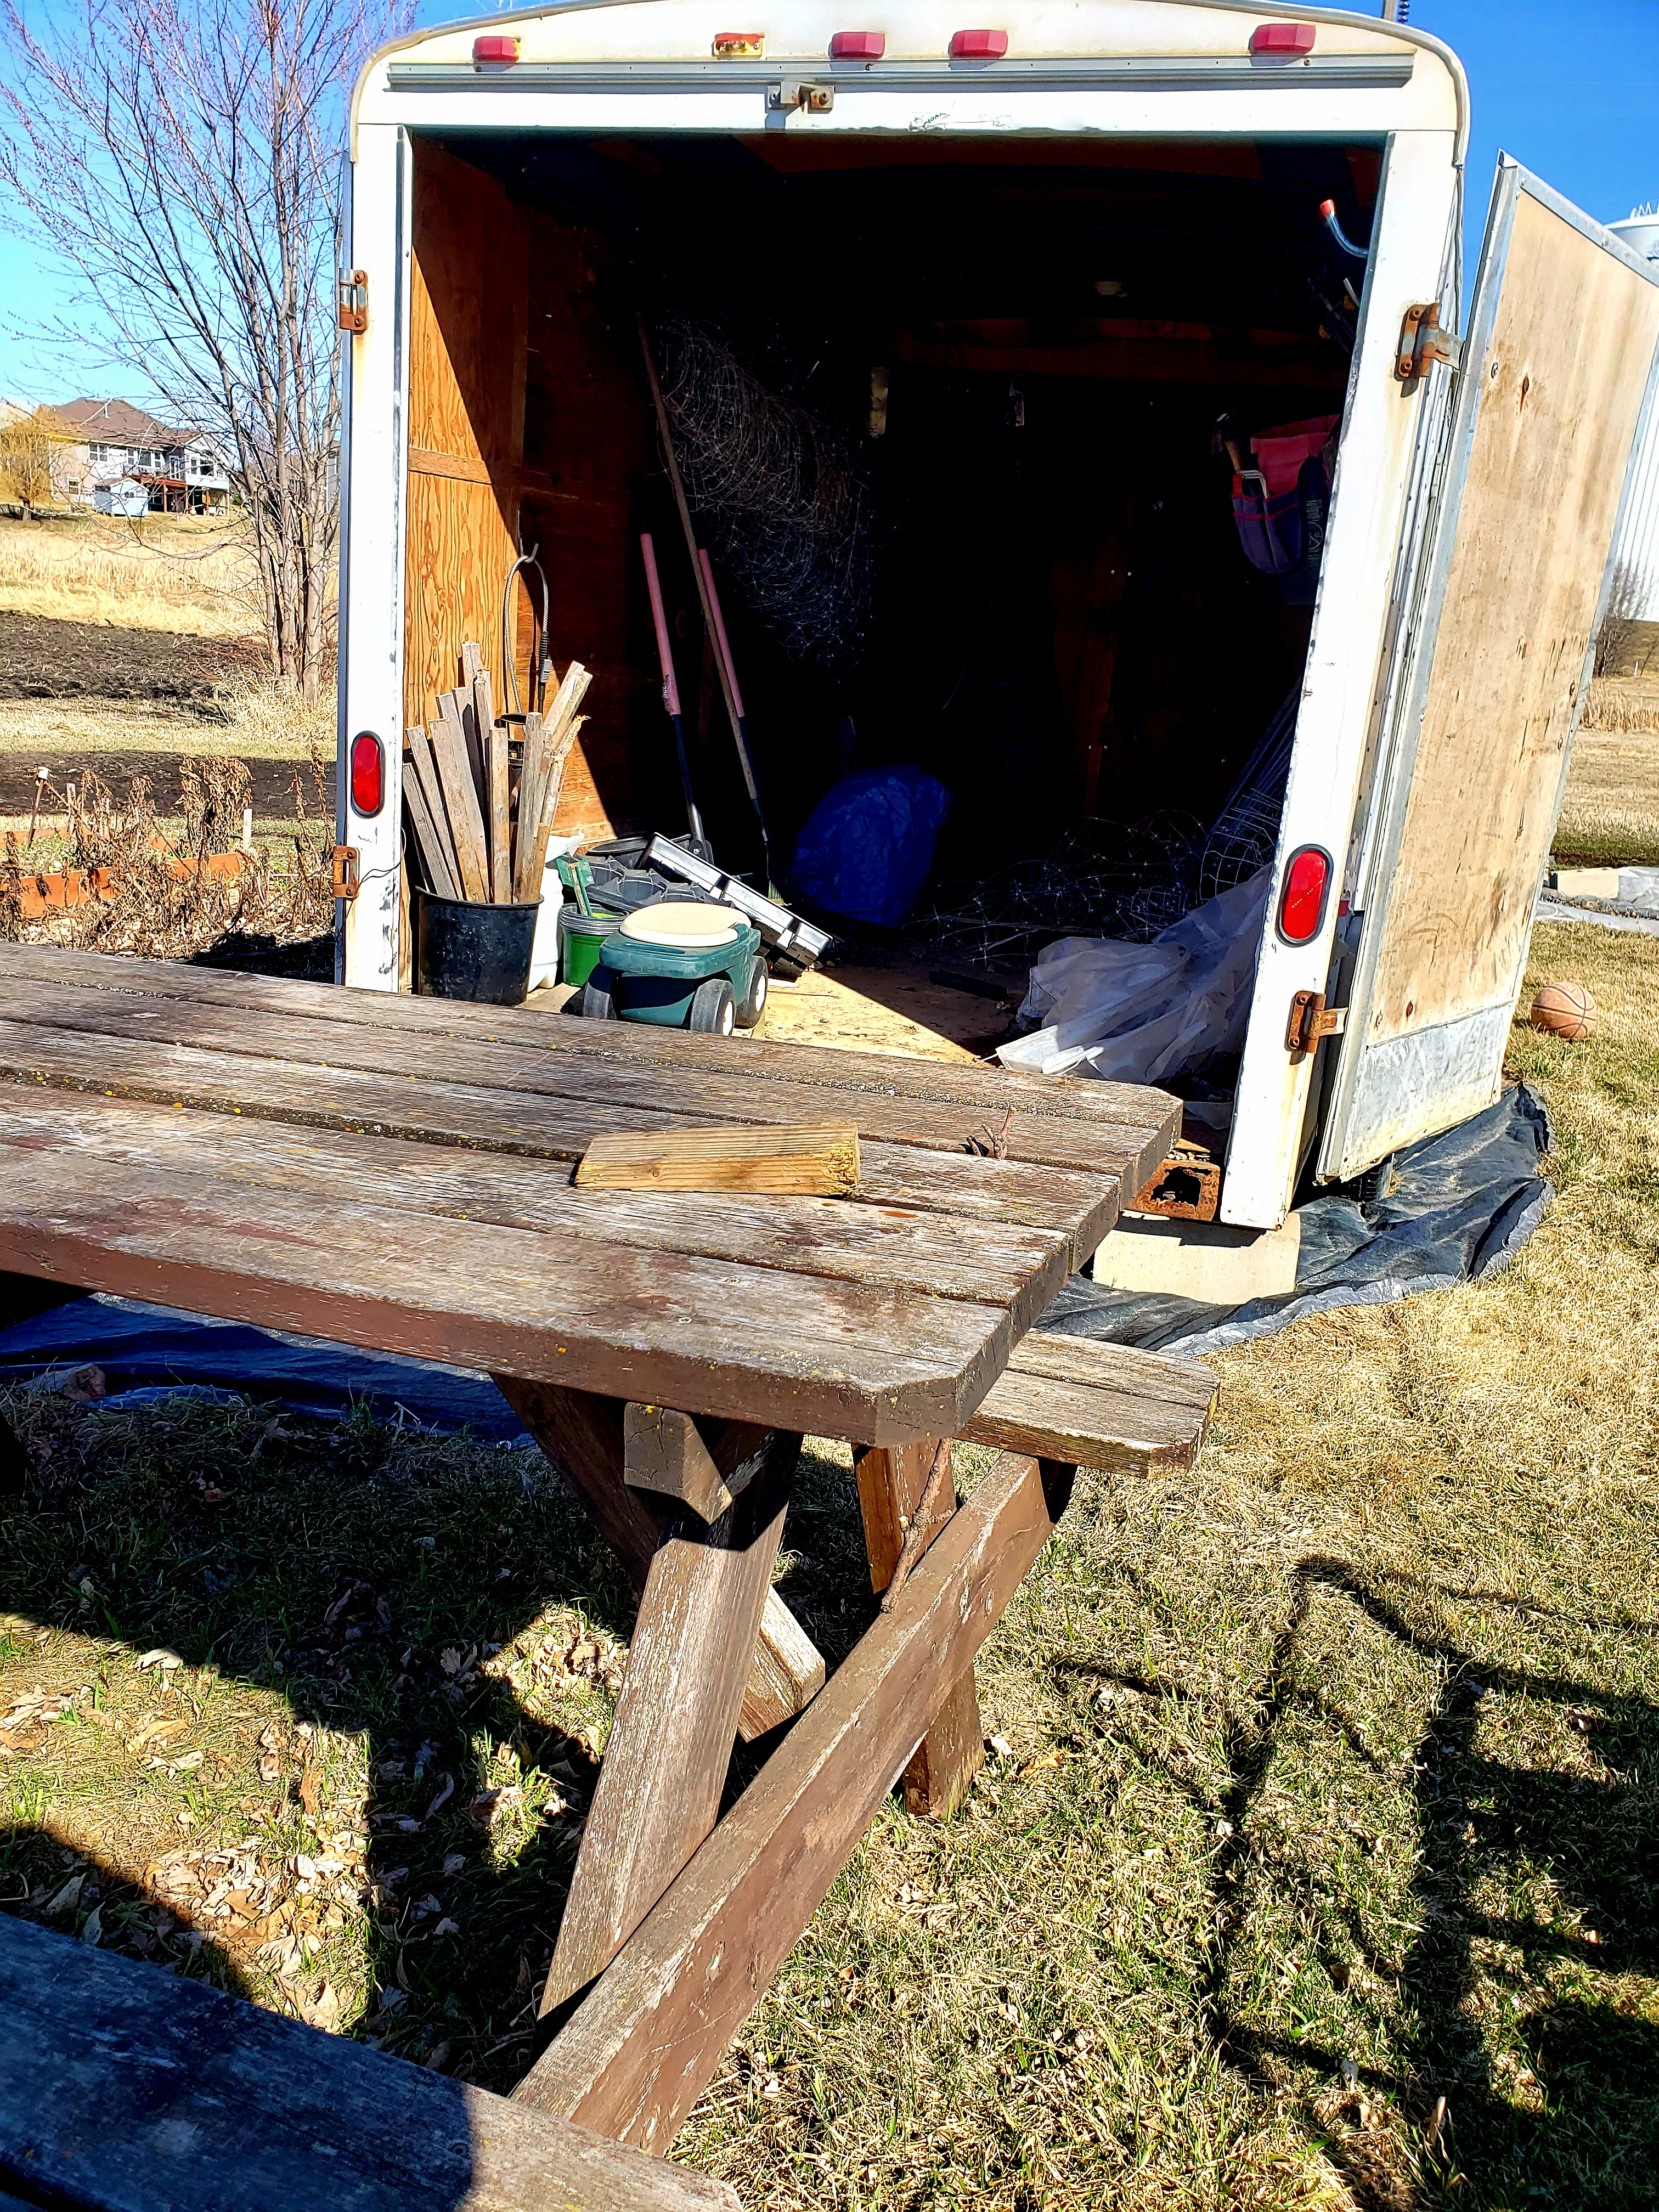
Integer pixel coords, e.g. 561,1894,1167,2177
429,128,1380,337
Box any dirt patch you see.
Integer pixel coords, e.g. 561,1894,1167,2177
0,610,262,705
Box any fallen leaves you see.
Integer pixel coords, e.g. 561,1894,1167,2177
134,1648,183,1672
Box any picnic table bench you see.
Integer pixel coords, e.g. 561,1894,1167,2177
0,946,1216,2203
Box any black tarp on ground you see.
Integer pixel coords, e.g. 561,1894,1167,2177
0,1085,1551,1423
1036,1081,1553,1357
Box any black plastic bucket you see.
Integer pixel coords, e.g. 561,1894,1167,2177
417,892,541,1005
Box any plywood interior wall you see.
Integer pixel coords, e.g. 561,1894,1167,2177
403,140,528,733
519,215,665,845
1371,190,1659,1043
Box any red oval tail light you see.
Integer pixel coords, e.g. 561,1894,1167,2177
1277,845,1333,944
350,731,385,817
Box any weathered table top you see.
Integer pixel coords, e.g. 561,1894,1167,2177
0,948,1178,1444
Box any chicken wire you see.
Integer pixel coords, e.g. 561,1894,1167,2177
658,318,881,672
918,815,1204,965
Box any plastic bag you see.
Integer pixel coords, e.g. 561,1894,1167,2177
996,868,1272,1085
791,766,952,928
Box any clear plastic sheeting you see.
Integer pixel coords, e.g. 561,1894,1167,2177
997,868,1270,1085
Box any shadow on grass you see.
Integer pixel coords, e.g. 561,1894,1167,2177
1169,1551,1659,2211
0,1386,877,2098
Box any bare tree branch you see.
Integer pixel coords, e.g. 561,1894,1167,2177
0,0,411,697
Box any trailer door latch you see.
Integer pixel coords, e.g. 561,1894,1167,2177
767,77,834,110
337,269,368,334
332,844,362,900
1397,302,1460,383
1286,990,1347,1057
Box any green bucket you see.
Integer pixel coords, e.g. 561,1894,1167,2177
558,907,620,989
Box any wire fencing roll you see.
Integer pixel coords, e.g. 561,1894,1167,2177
657,319,882,673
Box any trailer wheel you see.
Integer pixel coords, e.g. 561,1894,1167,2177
689,978,735,1036
736,955,769,1028
582,970,618,1020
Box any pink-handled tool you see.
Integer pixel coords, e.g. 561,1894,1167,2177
640,531,707,852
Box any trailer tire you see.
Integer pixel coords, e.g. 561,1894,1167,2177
690,978,736,1036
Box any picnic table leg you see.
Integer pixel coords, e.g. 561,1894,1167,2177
853,1438,984,1818
537,1417,799,2020
493,1376,823,1737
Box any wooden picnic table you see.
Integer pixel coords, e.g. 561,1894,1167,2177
0,946,1198,2175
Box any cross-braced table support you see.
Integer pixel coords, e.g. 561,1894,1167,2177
511,1380,1079,2159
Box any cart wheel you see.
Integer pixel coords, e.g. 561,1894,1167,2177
582,970,618,1020
736,955,769,1028
689,978,735,1036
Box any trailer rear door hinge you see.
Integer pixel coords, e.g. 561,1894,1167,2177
337,269,368,334
1286,990,1347,1058
1396,302,1460,383
767,77,833,110
332,844,361,900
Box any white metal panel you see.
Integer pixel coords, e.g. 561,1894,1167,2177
1217,127,1458,1229
340,125,411,992
1609,215,1659,620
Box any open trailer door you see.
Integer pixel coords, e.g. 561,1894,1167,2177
1319,159,1659,1184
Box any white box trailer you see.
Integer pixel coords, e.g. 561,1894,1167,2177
337,0,1659,1228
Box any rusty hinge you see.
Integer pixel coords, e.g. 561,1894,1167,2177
767,76,834,110
336,269,368,334
331,844,361,900
1285,990,1347,1058
1396,302,1461,383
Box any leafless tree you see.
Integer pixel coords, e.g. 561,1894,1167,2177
1595,557,1649,679
0,405,72,518
0,0,410,699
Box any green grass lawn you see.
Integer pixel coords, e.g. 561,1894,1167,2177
2,917,1656,2210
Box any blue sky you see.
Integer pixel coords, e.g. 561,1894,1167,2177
1,0,1655,403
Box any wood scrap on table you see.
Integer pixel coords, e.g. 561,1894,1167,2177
575,1122,860,1197
404,641,590,908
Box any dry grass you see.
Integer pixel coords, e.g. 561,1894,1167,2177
0,515,258,637
1555,678,1659,866
2,920,1656,2209
0,682,331,774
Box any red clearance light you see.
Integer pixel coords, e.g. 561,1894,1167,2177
472,33,519,63
1249,21,1316,56
1277,845,1333,944
830,29,885,59
350,731,385,818
950,27,1008,58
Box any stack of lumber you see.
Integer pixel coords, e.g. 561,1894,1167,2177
402,641,590,906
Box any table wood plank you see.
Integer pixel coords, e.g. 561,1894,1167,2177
0,1141,1012,1442
515,1451,1069,2148
0,948,1169,1131
0,1092,1073,1330
540,1441,796,2021
0,1910,741,2211
0,978,1171,1180
0,1025,1128,1266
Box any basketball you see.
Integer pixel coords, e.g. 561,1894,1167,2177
1530,981,1597,1041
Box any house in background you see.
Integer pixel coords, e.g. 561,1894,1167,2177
54,398,234,516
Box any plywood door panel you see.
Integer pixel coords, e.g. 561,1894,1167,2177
403,138,528,733
1369,188,1659,1043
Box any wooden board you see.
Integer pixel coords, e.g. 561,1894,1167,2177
0,1910,740,2211
0,1023,1127,1271
0,950,1169,1136
515,1451,1069,2148
622,1405,774,1522
960,1332,1217,1474
540,1444,795,2018
0,978,1168,1185
1370,188,1659,1043
403,138,527,743
495,1379,821,1743
576,1124,860,1197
